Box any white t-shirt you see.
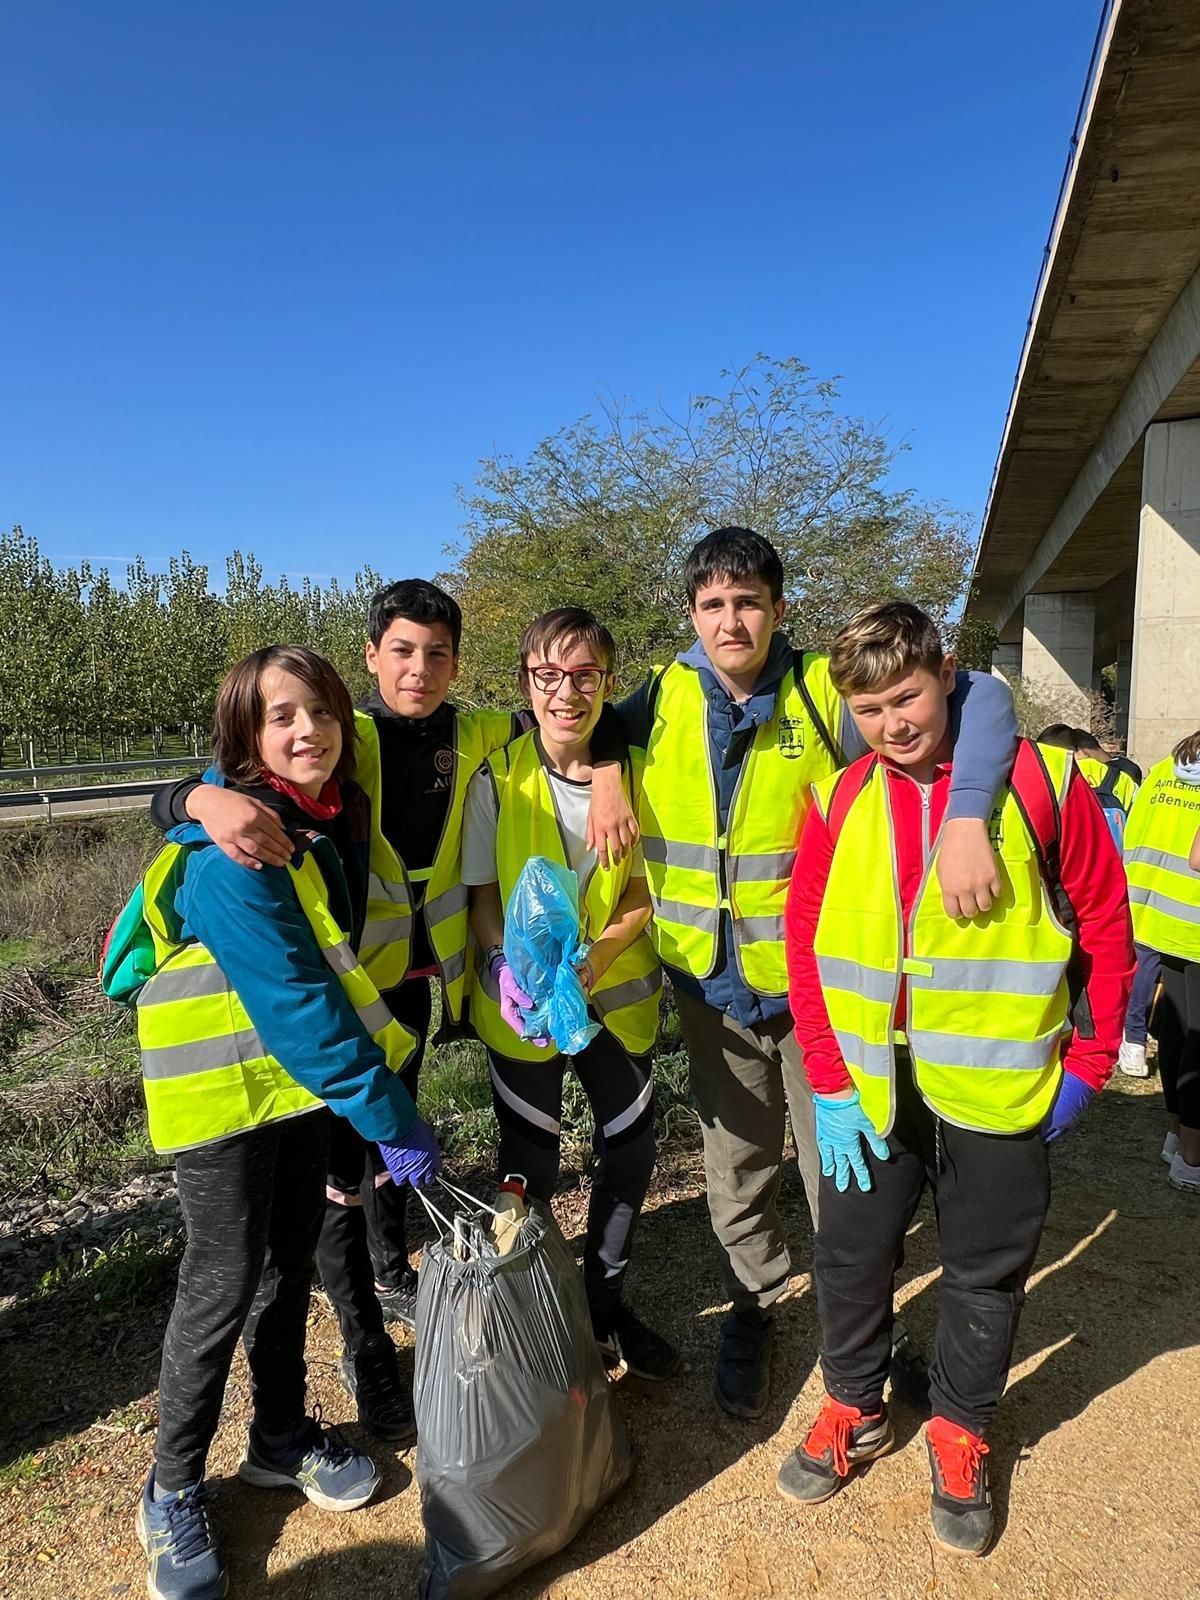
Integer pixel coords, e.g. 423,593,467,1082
461,763,645,886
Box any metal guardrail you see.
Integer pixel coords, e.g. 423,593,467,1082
0,756,200,782
0,778,176,822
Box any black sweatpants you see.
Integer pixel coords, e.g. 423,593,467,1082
316,977,431,1353
154,1110,329,1490
814,1055,1050,1437
1156,954,1200,1128
487,1027,655,1334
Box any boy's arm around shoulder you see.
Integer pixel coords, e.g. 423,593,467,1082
936,670,1018,918
181,849,419,1142
1057,766,1137,1091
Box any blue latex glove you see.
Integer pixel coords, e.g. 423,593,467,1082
813,1090,891,1193
1043,1071,1095,1144
378,1118,442,1188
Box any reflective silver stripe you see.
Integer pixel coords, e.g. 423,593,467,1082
489,1058,560,1133
321,938,358,977
736,915,785,944
368,872,411,903
908,1029,1059,1070
1128,884,1200,925
473,945,501,1001
591,968,664,1017
139,964,231,1005
1125,845,1193,874
359,914,413,949
425,883,469,925
834,1032,892,1077
601,1073,655,1140
652,896,720,932
356,997,396,1037
816,956,896,1005
729,850,796,883
641,837,720,873
440,949,466,986
906,958,1066,998
143,1027,266,1080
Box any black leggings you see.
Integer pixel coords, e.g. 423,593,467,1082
1155,955,1200,1128
316,977,431,1354
814,1055,1050,1437
154,1111,329,1490
487,1028,656,1334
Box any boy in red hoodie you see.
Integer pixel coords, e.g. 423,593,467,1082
779,602,1133,1557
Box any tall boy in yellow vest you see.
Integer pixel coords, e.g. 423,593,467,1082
463,607,678,1380
779,602,1133,1556
150,581,635,1437
619,528,1020,1419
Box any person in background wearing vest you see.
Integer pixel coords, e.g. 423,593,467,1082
148,582,635,1442
612,528,1020,1421
130,646,443,1600
1038,723,1156,1079
463,607,679,1381
780,604,1133,1557
1124,732,1200,1191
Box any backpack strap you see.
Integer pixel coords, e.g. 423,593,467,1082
1008,740,1094,1039
792,649,845,766
824,754,879,845
1097,760,1121,804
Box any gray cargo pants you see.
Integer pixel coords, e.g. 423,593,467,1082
674,986,820,1314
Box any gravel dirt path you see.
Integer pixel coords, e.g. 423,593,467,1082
2,1077,1196,1600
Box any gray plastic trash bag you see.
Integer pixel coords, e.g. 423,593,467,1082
414,1199,634,1600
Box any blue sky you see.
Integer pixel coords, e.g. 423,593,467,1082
2,0,1102,587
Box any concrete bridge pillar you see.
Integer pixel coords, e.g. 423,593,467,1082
1021,592,1096,725
1129,418,1200,770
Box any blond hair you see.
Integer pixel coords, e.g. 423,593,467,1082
829,601,944,695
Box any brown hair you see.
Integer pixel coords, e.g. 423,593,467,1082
212,645,358,786
1173,731,1200,766
519,607,616,674
829,601,945,695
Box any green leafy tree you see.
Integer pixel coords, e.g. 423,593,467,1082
438,356,976,703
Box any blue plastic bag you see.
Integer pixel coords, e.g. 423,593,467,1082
503,856,600,1057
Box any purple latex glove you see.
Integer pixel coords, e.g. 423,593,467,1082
1043,1071,1095,1144
378,1117,442,1188
492,955,550,1048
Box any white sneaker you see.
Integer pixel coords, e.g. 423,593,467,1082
1118,1038,1150,1077
1168,1151,1200,1193
1162,1131,1180,1165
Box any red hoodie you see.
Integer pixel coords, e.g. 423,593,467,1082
785,750,1135,1097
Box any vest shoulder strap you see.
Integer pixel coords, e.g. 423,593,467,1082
1009,740,1094,1039
824,754,879,842
792,650,844,766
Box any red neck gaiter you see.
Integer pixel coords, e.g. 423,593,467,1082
258,769,343,822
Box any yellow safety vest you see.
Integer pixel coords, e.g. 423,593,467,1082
811,745,1075,1136
1076,755,1138,814
470,733,662,1060
1124,757,1200,961
135,841,417,1155
638,653,843,994
353,706,515,1020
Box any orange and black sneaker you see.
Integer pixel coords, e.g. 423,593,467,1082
776,1394,893,1504
925,1415,993,1556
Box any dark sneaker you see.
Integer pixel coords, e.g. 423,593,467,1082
337,1335,416,1444
888,1318,931,1413
714,1309,774,1419
375,1269,419,1331
776,1395,893,1504
136,1472,227,1600
925,1415,993,1556
596,1306,680,1382
239,1412,380,1512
